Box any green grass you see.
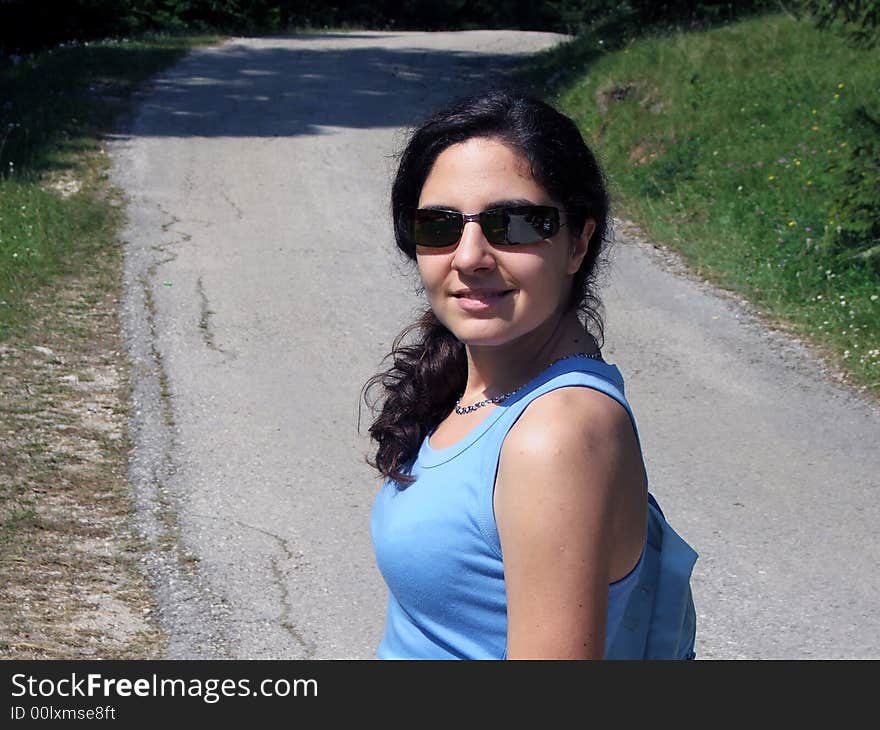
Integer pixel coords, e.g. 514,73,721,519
520,12,880,394
0,33,219,340
0,182,115,338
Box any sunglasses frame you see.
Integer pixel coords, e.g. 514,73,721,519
405,204,564,248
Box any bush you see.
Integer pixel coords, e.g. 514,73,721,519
825,106,880,272
624,0,773,25
796,0,880,46
0,0,290,54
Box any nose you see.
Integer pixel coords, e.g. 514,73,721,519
451,220,496,273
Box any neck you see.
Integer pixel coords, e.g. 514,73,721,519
459,308,597,404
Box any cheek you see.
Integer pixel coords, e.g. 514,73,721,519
415,255,445,299
514,257,570,312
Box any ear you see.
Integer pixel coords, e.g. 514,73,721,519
567,219,596,275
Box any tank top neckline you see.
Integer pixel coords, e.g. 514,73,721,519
420,355,622,467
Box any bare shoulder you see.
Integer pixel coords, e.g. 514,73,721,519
502,385,637,461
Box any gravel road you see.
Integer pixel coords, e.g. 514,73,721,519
109,30,880,660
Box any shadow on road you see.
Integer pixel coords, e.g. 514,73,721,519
127,35,543,138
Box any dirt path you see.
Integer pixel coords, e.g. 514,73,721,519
0,195,162,659
28,29,870,660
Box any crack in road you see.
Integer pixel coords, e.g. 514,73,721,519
220,189,244,220
121,201,235,659
192,512,318,658
197,275,226,354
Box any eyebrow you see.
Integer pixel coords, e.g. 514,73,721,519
418,198,539,212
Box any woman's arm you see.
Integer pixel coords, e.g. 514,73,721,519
494,386,647,660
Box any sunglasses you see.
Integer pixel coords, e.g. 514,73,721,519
405,205,563,248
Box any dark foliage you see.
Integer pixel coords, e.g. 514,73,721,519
795,0,880,46
825,106,880,272
1,0,777,55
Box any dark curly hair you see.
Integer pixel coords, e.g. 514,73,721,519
361,88,611,485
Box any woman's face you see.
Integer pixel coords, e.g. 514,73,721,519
415,137,590,347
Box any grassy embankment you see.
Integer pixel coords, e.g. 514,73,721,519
522,13,879,395
0,34,217,657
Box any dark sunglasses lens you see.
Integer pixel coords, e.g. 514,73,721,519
413,210,462,247
503,206,560,244
478,211,508,245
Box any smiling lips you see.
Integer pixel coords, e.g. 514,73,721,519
452,288,515,312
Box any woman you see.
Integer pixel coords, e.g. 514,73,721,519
363,88,695,659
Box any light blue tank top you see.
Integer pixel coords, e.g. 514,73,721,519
370,355,646,659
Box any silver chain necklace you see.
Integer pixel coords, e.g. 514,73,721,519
453,351,603,415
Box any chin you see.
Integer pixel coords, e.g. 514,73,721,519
446,322,523,348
